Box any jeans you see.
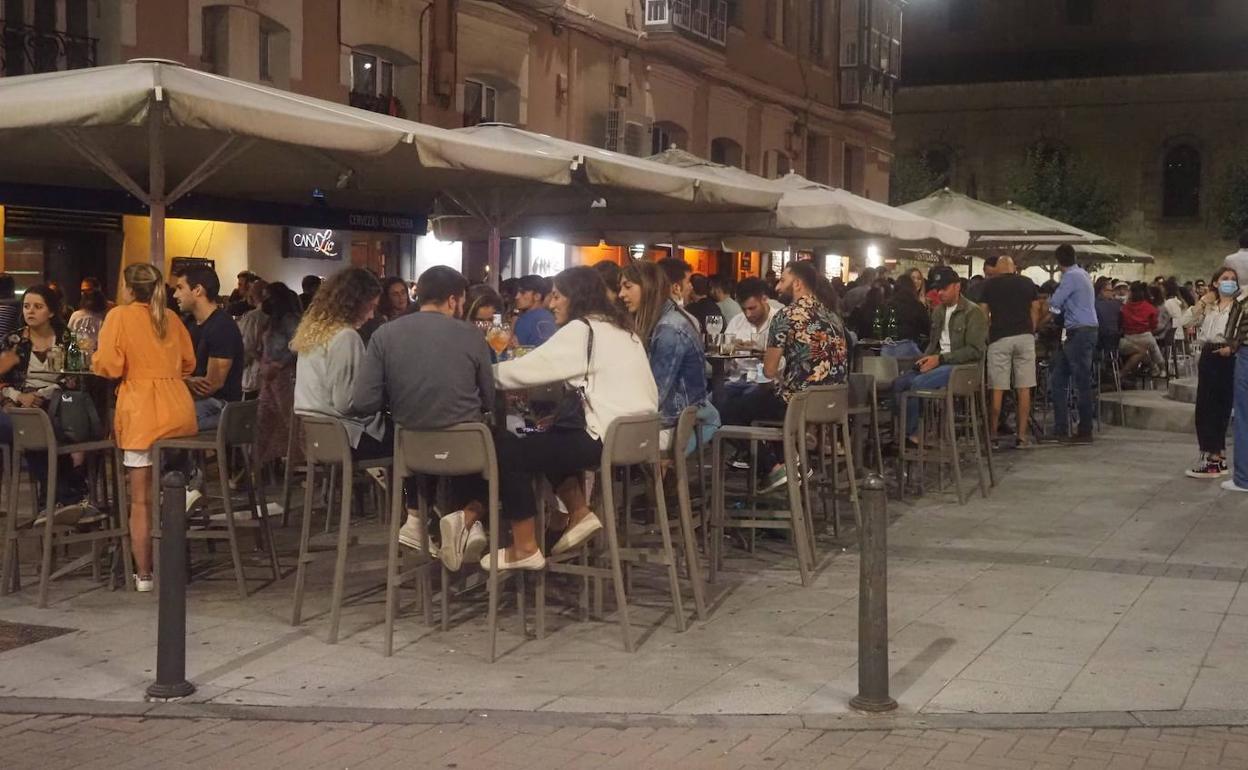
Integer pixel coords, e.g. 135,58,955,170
1050,326,1097,436
194,397,227,433
1233,349,1248,486
881,340,924,359
893,365,955,437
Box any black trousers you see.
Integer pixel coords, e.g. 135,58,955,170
1196,347,1235,454
355,425,486,512
494,427,602,522
719,385,788,472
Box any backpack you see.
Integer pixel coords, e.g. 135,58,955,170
50,388,104,445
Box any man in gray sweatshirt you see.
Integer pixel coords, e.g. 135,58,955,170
352,266,494,569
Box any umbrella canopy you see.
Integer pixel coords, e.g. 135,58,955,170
0,60,780,282
997,203,1152,265
898,189,1100,247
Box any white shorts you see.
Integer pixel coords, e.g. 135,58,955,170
123,450,153,468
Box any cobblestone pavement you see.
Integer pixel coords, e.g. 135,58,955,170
3,711,1248,769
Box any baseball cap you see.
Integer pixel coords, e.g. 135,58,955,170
928,265,960,291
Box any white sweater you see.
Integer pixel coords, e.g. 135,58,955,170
494,318,658,441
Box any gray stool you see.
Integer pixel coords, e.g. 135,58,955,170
152,400,280,599
710,392,815,587
290,414,405,644
384,423,500,661
898,364,994,504
803,384,861,541
1,408,124,607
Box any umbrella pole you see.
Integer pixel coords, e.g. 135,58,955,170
488,224,501,290
149,92,166,270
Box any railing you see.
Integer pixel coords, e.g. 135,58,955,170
1,22,96,77
349,90,405,118
645,0,728,46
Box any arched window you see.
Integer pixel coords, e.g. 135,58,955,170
711,137,744,168
1163,144,1201,218
920,147,952,188
650,121,688,155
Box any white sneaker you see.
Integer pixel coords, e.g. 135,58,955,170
438,511,489,571
134,574,154,593
398,513,439,558
551,512,603,555
1221,480,1248,493
480,548,545,572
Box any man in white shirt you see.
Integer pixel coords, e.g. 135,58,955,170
1224,230,1248,281
721,277,777,395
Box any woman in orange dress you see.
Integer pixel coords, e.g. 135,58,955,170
92,263,197,592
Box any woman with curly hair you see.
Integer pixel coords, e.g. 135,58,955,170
292,267,387,458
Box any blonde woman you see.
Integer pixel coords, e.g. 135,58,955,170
291,267,386,457
92,263,197,592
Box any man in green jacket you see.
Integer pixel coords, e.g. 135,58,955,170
893,265,989,441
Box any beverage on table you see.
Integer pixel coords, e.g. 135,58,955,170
486,313,512,356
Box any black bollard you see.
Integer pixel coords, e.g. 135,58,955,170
850,472,897,713
146,470,196,700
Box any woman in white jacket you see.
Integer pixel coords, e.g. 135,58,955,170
476,266,658,571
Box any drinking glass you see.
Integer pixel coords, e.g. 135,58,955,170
705,315,723,340
486,323,512,356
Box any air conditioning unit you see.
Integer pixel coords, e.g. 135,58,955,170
605,109,654,157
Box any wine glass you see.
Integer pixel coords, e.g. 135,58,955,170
704,315,723,349
486,322,512,357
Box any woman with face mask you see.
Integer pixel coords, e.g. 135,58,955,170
1181,267,1240,478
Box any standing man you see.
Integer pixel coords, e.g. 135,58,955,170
980,257,1040,447
1223,230,1248,279
173,265,244,434
685,274,722,331
512,274,557,346
710,275,742,323
894,266,988,443
1046,244,1099,444
965,256,999,303
353,266,495,565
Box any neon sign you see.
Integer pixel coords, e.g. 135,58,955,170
285,227,342,260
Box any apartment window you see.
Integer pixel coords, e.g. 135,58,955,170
259,27,272,80
948,0,977,31
710,137,744,168
1163,145,1201,218
1066,0,1093,25
351,51,394,98
810,0,826,62
651,121,688,155
764,0,783,42
764,149,792,179
726,0,741,27
464,78,497,126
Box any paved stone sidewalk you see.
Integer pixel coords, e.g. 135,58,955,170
3,711,1248,769
0,427,1245,717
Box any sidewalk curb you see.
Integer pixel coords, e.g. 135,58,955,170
4,696,1248,732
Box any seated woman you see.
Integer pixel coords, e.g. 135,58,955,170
1120,281,1166,378
465,285,505,325
291,268,387,458
92,264,198,592
458,266,658,571
619,260,720,454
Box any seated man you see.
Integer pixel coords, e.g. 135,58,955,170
721,261,848,491
894,266,988,445
173,265,244,433
352,266,495,570
512,274,557,347
717,277,778,411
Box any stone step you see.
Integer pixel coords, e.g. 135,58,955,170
1100,389,1196,434
1167,376,1198,404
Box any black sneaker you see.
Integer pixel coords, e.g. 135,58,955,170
1060,433,1093,446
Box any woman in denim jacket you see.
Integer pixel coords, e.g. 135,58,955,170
620,261,721,452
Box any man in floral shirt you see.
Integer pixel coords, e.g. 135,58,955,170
721,259,848,491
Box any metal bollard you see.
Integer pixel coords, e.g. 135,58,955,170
146,470,196,700
850,472,897,713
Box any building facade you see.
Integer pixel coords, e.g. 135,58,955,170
893,0,1248,280
0,0,901,294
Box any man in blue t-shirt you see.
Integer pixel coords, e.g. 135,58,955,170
512,274,557,346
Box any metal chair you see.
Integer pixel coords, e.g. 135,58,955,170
898,364,993,504
1,408,126,607
542,414,669,652
710,392,815,587
151,400,279,599
290,414,407,644
384,423,498,660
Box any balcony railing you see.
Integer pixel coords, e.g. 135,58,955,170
645,0,728,46
349,90,405,118
1,22,97,77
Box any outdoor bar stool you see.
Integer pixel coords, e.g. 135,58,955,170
898,364,992,505
151,400,280,599
804,384,862,541
1,408,128,607
847,373,885,478
616,407,710,629
542,414,668,653
291,415,409,645
383,423,501,660
709,392,815,587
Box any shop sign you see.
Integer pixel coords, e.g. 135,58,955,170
285,227,342,260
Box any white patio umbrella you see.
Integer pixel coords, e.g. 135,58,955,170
0,61,780,285
996,202,1153,268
